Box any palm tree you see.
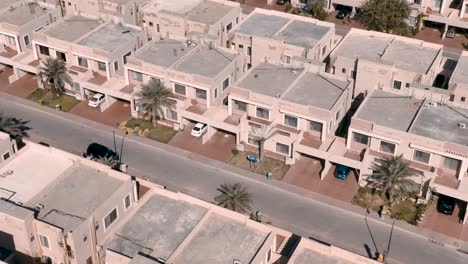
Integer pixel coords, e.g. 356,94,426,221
214,183,252,213
367,155,421,203
136,79,175,126
39,57,73,95
249,125,275,161
97,155,119,169
0,113,30,138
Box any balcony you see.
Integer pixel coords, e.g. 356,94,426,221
0,46,17,59
87,72,107,85
246,116,271,126
68,66,91,80
299,132,322,149
434,169,460,189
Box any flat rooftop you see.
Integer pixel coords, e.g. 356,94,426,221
283,73,348,110
0,3,50,26
77,23,140,52
0,0,19,11
106,194,207,260
174,47,237,78
356,90,423,132
172,214,269,264
236,13,290,37
30,164,125,232
185,1,236,25
292,248,356,264
277,20,331,49
410,104,468,146
335,33,440,74
450,55,468,84
44,16,102,42
0,146,73,204
238,63,303,97
148,0,201,14
133,40,194,68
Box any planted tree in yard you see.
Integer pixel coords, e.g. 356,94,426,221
359,0,412,36
308,1,328,21
214,183,252,213
0,113,30,138
39,57,73,95
367,155,421,204
136,79,175,126
249,125,275,161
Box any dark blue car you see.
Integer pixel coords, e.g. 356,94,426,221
335,165,351,180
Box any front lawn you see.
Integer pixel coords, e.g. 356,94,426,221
28,89,80,112
228,151,290,180
352,187,385,212
121,118,177,143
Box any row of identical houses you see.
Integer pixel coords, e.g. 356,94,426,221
292,0,468,38
0,0,468,246
0,132,379,264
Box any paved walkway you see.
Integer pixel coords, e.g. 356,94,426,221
1,92,468,264
70,100,132,127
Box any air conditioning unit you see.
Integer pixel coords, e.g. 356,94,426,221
458,123,467,129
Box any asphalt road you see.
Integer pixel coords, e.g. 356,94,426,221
1,95,468,264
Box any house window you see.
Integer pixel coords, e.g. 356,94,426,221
39,234,49,248
236,17,239,24
256,107,269,120
443,156,461,171
285,55,291,64
57,51,66,62
226,22,232,32
149,22,154,27
174,84,186,95
214,88,218,99
131,71,142,81
39,45,50,56
114,61,119,71
166,108,178,120
276,143,289,155
233,100,247,112
77,57,88,68
309,120,322,132
97,61,106,71
3,152,10,161
223,77,230,90
335,110,341,121
350,70,356,79
73,82,80,92
247,47,252,56
156,24,160,32
341,68,346,74
284,115,298,128
104,208,118,230
405,83,410,88
195,88,207,99
124,194,131,210
462,97,466,102
413,150,430,164
239,44,244,49
379,141,396,154
353,132,369,145
267,249,272,262
393,80,402,90
123,51,131,64
24,35,30,46
321,46,327,56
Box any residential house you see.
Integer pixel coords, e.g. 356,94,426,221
448,51,468,107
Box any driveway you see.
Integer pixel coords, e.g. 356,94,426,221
283,155,358,202
169,124,236,162
0,69,37,98
414,27,467,50
70,100,132,127
420,201,468,241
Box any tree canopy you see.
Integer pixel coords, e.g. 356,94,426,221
359,0,412,36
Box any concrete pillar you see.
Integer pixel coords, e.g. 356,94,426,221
106,62,111,80
202,126,216,144
228,98,232,115
460,4,466,18
32,44,38,60
14,36,21,54
320,121,326,141
441,0,446,14
101,95,116,111
320,160,332,180
458,160,467,181
124,68,130,85
442,24,448,40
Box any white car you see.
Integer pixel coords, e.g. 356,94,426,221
191,123,207,137
88,93,105,107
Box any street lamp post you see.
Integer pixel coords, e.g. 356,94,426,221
384,213,400,264
118,130,129,168
112,122,120,154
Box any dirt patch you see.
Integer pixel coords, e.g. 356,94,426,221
228,151,289,180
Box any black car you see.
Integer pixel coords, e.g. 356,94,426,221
336,8,350,19
277,0,288,5
437,195,456,215
85,143,118,160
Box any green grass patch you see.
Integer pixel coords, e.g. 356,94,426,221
125,118,153,131
228,151,290,180
147,125,178,143
28,89,80,112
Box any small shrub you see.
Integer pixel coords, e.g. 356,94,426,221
232,149,240,155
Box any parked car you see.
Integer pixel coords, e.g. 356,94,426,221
277,0,289,5
191,123,208,137
88,93,105,107
85,143,118,160
336,6,352,19
335,165,351,180
446,27,456,38
437,195,456,215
